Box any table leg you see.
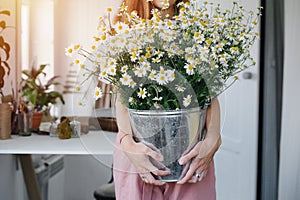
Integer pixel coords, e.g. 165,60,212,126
19,154,41,200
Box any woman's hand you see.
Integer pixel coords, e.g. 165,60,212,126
177,98,222,184
115,94,170,185
120,136,171,186
177,134,221,184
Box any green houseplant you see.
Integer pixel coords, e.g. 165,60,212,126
21,64,65,129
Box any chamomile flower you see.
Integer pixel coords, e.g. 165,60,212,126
66,0,261,110
93,87,103,100
152,57,161,63
120,74,132,86
230,46,239,54
148,70,156,80
175,85,186,92
184,63,195,75
74,86,80,92
121,65,128,73
153,96,163,101
129,97,135,104
129,80,136,88
137,88,147,99
108,66,116,76
183,95,192,107
156,73,167,85
166,69,176,81
153,102,160,109
154,50,164,58
134,66,147,77
65,45,75,57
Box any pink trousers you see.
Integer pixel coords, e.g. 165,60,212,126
113,137,216,200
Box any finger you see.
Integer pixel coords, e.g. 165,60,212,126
140,159,171,176
199,170,207,181
178,142,202,165
178,161,191,180
143,141,160,152
188,174,198,183
141,173,165,186
177,162,198,184
145,147,164,161
149,157,169,171
151,169,171,177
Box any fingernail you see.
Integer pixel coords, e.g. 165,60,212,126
178,159,183,165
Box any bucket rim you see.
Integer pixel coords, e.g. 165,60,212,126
127,106,208,116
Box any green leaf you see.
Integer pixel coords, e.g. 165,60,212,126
35,64,48,78
29,89,38,105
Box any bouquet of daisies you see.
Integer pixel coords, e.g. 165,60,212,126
65,0,262,110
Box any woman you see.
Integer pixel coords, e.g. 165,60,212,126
113,0,222,199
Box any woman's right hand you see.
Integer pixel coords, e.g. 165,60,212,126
120,135,171,186
115,95,170,185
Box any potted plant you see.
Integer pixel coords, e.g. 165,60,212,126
21,63,65,130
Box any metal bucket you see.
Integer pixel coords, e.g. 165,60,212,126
128,107,207,182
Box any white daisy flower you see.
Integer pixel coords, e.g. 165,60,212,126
230,46,239,54
130,53,138,62
156,73,167,85
154,50,164,58
129,97,135,104
166,69,175,82
175,85,186,92
137,88,147,99
121,65,128,73
153,96,162,101
134,66,147,77
152,57,161,63
183,95,192,107
153,102,160,109
108,66,116,76
120,74,132,86
184,63,195,75
129,80,136,88
93,87,103,100
65,44,80,57
148,70,156,80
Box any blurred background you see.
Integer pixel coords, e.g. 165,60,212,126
0,0,299,199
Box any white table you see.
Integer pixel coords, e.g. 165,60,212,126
0,131,117,200
0,131,117,155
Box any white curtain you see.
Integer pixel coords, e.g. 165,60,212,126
279,0,300,199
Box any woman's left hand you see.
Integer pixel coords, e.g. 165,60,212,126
176,134,221,184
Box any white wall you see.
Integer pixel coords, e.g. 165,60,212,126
279,0,300,199
27,0,54,78
53,0,121,116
